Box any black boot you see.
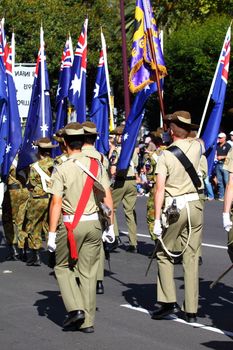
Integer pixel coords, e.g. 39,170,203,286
18,248,28,262
5,245,19,261
26,250,41,266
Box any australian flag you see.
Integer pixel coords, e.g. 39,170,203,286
68,18,88,123
0,51,8,170
0,44,22,180
90,49,109,155
55,38,72,132
53,39,72,157
202,26,231,175
117,83,157,171
17,43,53,170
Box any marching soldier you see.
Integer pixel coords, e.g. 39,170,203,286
2,159,29,261
110,126,139,252
151,111,204,323
48,122,114,333
82,121,110,295
24,137,57,266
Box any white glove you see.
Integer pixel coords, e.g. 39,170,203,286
47,232,57,252
102,224,115,243
223,213,233,232
153,219,163,237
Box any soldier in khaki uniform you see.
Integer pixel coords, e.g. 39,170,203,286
82,121,110,295
110,126,139,252
25,138,57,266
2,161,30,260
48,122,114,333
222,147,233,261
151,111,204,323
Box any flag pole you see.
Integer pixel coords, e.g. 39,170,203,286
159,29,164,128
68,32,74,63
40,24,46,137
119,0,130,119
197,23,232,138
11,31,15,75
101,28,115,131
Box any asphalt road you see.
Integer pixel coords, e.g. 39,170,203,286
0,198,232,350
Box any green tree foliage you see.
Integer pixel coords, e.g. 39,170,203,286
164,14,232,126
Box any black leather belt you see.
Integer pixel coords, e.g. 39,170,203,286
198,189,204,195
7,184,21,190
33,194,49,199
115,176,136,181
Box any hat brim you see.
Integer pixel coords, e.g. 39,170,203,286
164,115,199,130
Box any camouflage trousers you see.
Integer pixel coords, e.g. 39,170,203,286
146,188,156,240
2,188,29,246
23,195,50,250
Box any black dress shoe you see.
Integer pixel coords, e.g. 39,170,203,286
151,302,181,320
96,280,104,294
63,310,85,328
78,326,94,333
185,313,197,323
126,245,138,253
108,238,119,252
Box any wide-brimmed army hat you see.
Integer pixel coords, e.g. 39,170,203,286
33,137,58,148
110,125,124,135
53,128,65,143
62,122,84,136
164,111,199,130
82,121,98,135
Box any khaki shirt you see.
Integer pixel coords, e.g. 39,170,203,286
223,147,233,173
82,145,109,170
48,152,110,215
155,139,203,197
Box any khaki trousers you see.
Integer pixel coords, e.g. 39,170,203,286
112,179,137,246
55,220,102,328
156,200,203,313
228,210,233,262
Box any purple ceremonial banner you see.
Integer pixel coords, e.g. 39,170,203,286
129,0,167,93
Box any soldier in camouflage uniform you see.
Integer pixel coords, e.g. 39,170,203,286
25,137,57,266
145,137,166,241
2,160,29,260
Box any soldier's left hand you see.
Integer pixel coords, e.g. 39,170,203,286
153,219,163,237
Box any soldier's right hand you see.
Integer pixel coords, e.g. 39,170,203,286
223,213,233,232
102,225,115,244
47,232,57,252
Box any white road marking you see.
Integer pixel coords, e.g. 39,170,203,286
121,304,233,337
120,231,227,250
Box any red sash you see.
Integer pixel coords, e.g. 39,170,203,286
63,158,98,260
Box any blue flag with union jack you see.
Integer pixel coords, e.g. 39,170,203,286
1,44,22,180
202,26,231,175
90,49,109,155
53,39,72,157
17,41,53,170
68,18,87,123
